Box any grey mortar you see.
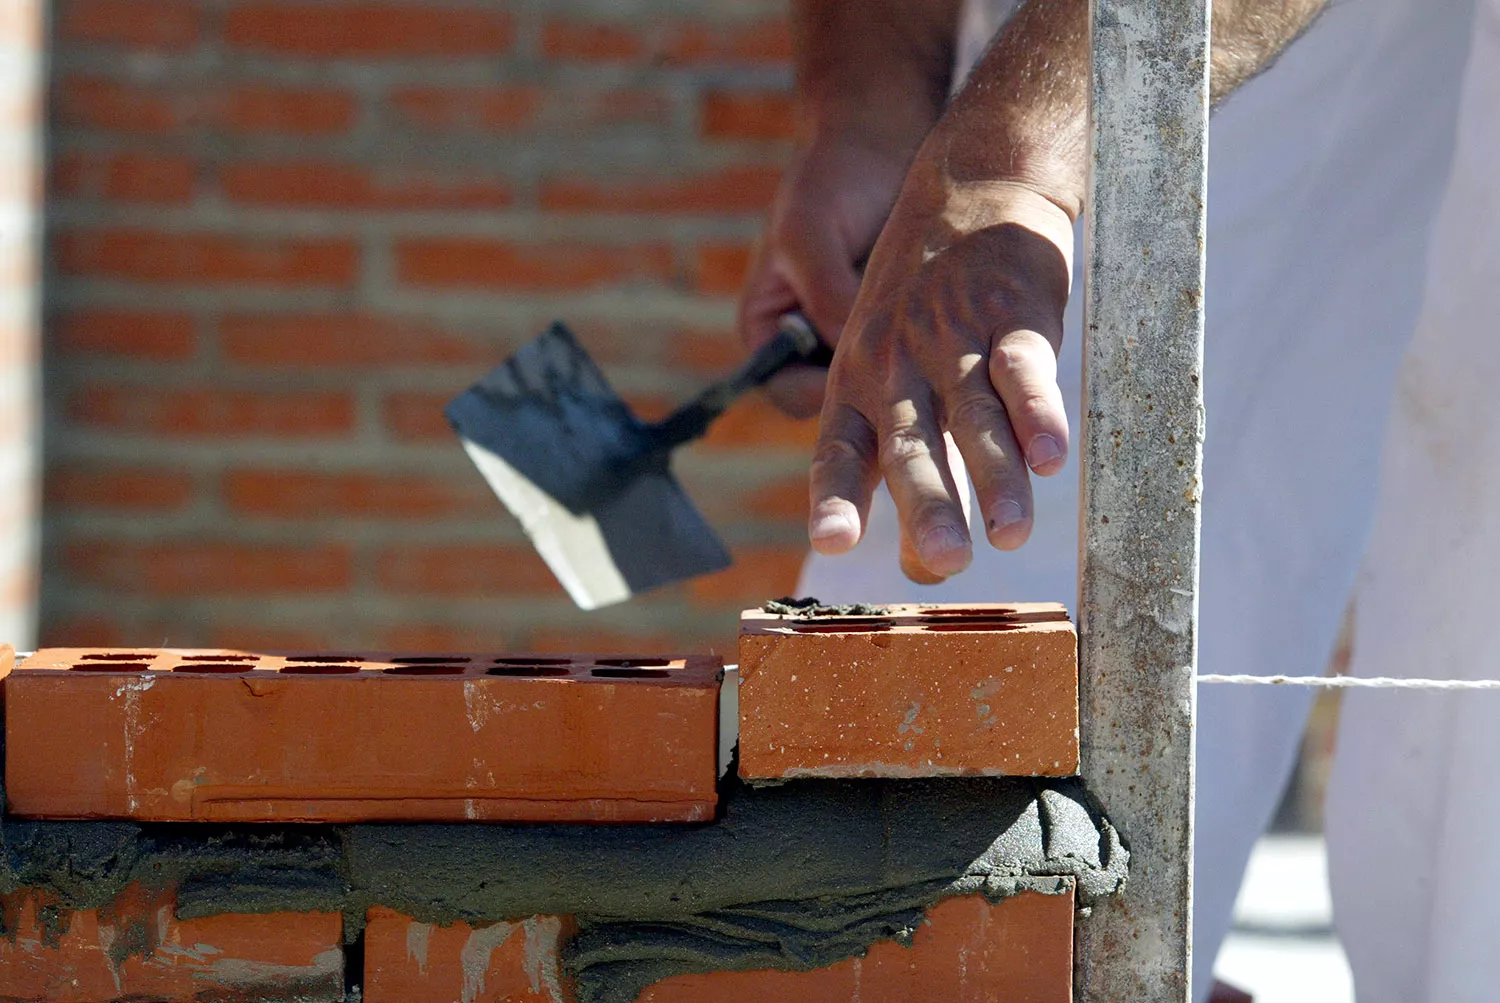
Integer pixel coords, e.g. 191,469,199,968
761,596,892,617
0,773,1125,1003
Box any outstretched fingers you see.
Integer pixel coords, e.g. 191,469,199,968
989,327,1069,476
942,359,1035,550
878,386,972,579
808,402,880,555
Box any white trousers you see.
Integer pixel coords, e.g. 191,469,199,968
1326,2,1500,1001
801,1,1483,999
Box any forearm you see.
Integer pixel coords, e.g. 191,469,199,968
793,0,962,157
934,0,1330,219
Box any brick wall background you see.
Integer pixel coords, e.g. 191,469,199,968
41,0,811,654
0,0,41,649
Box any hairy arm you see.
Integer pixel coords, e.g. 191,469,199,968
793,0,962,156
810,0,1332,581
736,0,962,417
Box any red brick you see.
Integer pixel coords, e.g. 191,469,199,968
52,150,196,203
208,623,334,650
224,469,489,519
221,313,486,367
660,20,794,65
0,887,343,1001
62,540,354,595
380,623,511,653
540,19,644,61
641,891,1072,1003
745,475,809,522
377,390,450,441
374,544,563,598
364,908,575,1003
699,394,818,451
58,0,199,50
5,649,721,823
46,463,195,513
66,384,355,437
55,309,196,360
54,75,181,133
38,614,125,647
221,160,513,210
222,85,358,135
539,165,781,215
693,242,753,295
396,238,674,292
54,229,359,287
226,2,515,58
700,90,796,141
529,628,688,657
738,603,1080,779
686,545,805,607
390,85,542,131
665,326,745,373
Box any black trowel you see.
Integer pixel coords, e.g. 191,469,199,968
447,315,829,610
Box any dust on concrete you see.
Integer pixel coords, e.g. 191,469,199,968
0,776,1124,1003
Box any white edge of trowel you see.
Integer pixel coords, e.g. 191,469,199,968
460,437,631,611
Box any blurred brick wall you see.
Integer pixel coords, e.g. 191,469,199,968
41,0,811,655
0,0,41,648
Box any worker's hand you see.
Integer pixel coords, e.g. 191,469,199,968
737,137,912,418
807,147,1076,582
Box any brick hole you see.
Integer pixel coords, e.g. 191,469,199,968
279,663,362,674
70,662,153,671
181,654,258,661
286,655,360,662
382,664,467,675
789,620,893,633
79,652,157,660
391,656,473,664
488,665,572,677
590,667,671,678
917,607,1018,617
171,662,255,673
922,622,1024,632
493,657,572,665
594,657,676,667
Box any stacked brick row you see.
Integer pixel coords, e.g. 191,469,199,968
0,603,1086,1000
44,0,810,654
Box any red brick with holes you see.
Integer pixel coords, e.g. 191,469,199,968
738,603,1080,779
3,648,721,822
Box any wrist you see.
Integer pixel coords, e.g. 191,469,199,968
798,84,945,166
920,112,1087,223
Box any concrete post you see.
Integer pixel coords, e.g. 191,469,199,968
1075,0,1210,1000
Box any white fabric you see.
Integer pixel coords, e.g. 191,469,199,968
798,1,1479,999
1326,2,1500,1000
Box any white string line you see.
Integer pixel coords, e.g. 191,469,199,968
1196,674,1500,690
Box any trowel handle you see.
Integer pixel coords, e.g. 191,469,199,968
647,312,831,451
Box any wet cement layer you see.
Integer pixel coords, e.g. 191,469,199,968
0,776,1125,1002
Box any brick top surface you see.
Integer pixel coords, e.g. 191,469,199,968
16,648,720,686
740,602,1071,636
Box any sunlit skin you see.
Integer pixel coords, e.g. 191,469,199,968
739,0,1327,583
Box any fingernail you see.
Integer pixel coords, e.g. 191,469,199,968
919,525,968,564
1027,433,1063,469
810,511,856,543
988,500,1025,532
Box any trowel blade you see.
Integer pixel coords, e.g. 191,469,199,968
445,322,649,516
458,437,731,609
